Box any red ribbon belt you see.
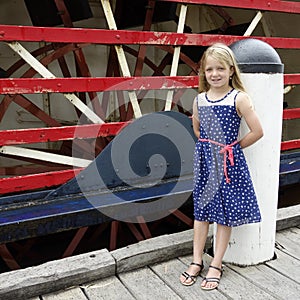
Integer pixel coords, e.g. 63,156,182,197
199,138,239,183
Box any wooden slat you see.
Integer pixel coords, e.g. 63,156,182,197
0,74,299,95
119,267,182,300
0,122,128,146
82,276,135,300
228,263,300,299
276,227,300,259
283,108,300,120
164,4,187,111
281,139,300,151
266,249,300,284
0,168,83,194
42,287,87,300
0,25,300,49
160,0,300,14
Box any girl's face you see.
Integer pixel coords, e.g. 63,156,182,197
204,55,233,89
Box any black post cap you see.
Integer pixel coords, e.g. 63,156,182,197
230,38,284,73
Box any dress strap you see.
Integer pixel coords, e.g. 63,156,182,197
199,139,238,183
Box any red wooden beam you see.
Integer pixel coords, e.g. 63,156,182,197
159,0,300,14
0,76,198,94
283,108,300,120
0,168,83,195
0,122,128,146
281,140,300,151
0,25,299,49
0,74,299,95
284,74,300,85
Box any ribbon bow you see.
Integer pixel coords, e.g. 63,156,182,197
199,139,239,183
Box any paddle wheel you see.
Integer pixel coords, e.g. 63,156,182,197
0,0,299,271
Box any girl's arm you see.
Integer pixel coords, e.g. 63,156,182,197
192,116,200,139
236,92,264,149
192,97,200,139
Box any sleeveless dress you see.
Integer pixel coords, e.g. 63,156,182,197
193,88,261,227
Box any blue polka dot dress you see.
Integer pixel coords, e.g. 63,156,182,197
193,89,261,227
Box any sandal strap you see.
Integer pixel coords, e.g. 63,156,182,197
182,271,197,281
209,265,223,276
191,262,203,268
203,277,220,283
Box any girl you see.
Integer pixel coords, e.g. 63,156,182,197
180,43,263,290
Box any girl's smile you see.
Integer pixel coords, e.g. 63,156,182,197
204,56,233,90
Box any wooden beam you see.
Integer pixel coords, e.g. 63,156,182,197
0,146,91,167
165,4,187,111
0,25,300,49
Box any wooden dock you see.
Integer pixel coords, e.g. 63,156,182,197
1,205,299,300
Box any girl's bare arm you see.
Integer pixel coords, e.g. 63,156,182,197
236,92,264,149
192,116,200,139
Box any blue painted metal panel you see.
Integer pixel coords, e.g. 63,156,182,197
0,111,196,243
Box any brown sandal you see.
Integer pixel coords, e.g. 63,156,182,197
180,262,204,286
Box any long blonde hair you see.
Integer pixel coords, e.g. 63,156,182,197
198,43,246,93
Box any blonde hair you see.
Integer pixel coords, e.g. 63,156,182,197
198,43,246,93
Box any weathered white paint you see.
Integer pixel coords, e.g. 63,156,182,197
221,73,283,265
243,11,263,36
164,4,188,111
0,145,92,167
100,0,142,119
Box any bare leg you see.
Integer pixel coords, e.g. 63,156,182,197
201,224,232,289
180,220,209,285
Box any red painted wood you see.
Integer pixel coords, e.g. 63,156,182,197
284,74,300,85
0,122,128,146
0,25,299,49
283,108,300,120
0,168,83,194
160,0,300,14
0,76,198,94
0,74,299,95
281,139,300,151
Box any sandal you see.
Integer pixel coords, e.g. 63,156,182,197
201,265,223,291
180,262,204,286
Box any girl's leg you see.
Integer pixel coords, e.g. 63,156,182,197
201,224,232,289
180,220,209,285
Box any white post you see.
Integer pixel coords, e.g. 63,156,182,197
221,39,284,265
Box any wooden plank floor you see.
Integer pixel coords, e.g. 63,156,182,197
37,226,300,300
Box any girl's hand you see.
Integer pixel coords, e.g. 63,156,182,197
236,92,264,149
